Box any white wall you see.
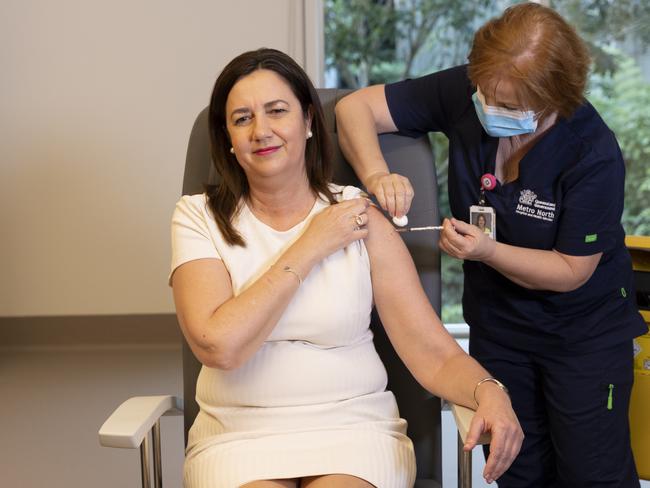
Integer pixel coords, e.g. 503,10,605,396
0,0,310,317
0,2,313,486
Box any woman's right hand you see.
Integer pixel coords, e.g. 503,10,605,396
298,198,371,262
364,171,414,218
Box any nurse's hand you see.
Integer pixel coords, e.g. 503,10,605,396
364,171,414,218
439,217,496,261
465,388,524,484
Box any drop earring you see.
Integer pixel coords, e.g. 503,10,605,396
230,147,235,154
307,130,313,139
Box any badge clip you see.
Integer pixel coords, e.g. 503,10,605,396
478,173,496,206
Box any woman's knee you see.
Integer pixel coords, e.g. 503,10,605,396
301,474,375,487
241,479,298,488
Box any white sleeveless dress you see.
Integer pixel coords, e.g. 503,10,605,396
170,184,416,488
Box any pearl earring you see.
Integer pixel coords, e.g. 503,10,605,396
307,130,313,139
230,147,235,154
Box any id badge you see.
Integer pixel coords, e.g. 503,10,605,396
470,205,496,240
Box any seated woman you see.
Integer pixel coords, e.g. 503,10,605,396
170,48,522,488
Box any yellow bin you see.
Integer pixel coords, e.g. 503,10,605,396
631,335,650,480
627,235,650,480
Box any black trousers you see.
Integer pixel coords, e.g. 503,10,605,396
470,332,640,488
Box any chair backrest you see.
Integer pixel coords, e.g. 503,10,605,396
181,88,442,483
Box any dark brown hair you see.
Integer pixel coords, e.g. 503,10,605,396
468,2,591,119
207,48,334,246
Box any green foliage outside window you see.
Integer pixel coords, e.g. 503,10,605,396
325,0,650,323
589,51,650,237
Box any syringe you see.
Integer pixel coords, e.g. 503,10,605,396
395,226,443,233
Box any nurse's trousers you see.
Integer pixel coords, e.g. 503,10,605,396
470,331,640,488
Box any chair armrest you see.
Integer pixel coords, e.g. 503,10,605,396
450,403,491,445
99,395,183,449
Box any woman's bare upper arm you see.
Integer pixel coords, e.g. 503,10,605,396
363,206,459,378
171,258,233,345
363,206,436,326
363,206,417,280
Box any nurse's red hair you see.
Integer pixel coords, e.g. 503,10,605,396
468,2,590,119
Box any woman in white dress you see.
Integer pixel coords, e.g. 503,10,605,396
170,48,522,488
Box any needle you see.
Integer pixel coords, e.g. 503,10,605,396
395,225,443,233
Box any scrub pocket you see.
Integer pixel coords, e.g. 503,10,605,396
543,340,638,486
594,356,635,482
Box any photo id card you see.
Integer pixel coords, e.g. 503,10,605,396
470,205,496,240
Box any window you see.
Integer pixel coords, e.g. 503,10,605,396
324,0,650,323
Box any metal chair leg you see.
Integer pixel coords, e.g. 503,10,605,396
152,420,162,488
140,434,151,488
458,432,472,488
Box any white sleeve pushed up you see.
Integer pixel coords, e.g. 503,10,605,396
169,194,222,285
338,184,366,202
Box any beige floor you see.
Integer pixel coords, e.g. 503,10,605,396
1,345,184,487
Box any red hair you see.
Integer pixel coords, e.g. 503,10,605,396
468,2,591,119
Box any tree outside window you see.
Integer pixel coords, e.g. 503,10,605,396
325,0,650,323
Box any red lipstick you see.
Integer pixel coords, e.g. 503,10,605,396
254,146,281,156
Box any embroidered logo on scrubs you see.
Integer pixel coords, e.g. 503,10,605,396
519,190,537,205
515,189,556,222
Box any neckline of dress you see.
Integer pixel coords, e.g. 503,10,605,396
244,195,325,234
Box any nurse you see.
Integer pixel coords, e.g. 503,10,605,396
335,3,648,487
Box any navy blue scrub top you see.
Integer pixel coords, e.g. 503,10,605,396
386,65,647,352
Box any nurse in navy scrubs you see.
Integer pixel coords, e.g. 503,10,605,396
335,3,647,487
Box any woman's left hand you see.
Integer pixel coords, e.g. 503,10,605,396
439,217,496,261
464,391,524,484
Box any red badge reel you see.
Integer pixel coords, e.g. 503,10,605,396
481,173,497,191
478,173,496,205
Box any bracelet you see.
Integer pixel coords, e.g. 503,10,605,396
281,265,302,285
473,377,508,407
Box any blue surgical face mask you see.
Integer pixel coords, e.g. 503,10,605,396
472,85,538,137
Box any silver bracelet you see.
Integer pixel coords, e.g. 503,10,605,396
473,377,508,406
281,265,302,285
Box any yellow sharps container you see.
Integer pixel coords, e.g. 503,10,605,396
627,235,650,480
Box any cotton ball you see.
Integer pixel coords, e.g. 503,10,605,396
392,215,408,227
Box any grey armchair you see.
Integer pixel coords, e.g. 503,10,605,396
99,88,488,488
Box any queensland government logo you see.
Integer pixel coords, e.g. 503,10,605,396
519,190,537,205
515,189,556,222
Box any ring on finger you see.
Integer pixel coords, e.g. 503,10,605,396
354,214,364,226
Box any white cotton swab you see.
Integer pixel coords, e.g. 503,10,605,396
392,215,409,227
